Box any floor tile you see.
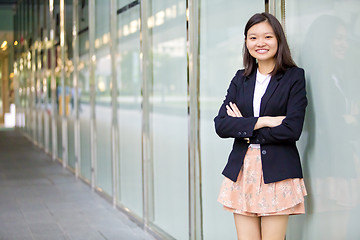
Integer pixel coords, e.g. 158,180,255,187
0,130,156,240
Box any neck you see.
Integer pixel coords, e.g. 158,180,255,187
258,60,275,75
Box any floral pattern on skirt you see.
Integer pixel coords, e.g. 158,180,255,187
218,147,307,217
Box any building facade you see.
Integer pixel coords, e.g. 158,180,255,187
13,0,360,239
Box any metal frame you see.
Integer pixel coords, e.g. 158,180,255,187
31,0,37,146
187,0,203,239
88,0,97,190
60,0,68,168
73,0,81,179
268,0,277,16
110,0,120,207
35,0,42,148
281,0,286,30
139,0,155,228
43,0,50,154
268,0,285,26
49,0,58,161
14,60,19,127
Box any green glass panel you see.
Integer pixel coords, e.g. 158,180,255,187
94,0,112,196
117,3,143,217
199,1,264,239
79,62,92,180
150,1,189,238
285,1,360,239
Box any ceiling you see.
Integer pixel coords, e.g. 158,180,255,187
0,0,17,5
0,1,15,56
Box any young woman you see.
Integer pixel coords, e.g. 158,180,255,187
215,13,307,240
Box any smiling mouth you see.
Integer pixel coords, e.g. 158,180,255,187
256,49,269,54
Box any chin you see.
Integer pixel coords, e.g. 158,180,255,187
256,56,274,62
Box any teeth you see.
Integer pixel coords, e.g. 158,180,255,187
256,49,268,53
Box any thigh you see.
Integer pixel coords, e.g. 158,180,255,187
261,215,289,240
233,213,261,240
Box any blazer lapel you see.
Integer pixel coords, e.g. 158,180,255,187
260,73,283,115
242,71,256,117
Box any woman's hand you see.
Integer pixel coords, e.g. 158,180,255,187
255,116,286,130
226,102,285,130
264,116,286,127
226,102,243,117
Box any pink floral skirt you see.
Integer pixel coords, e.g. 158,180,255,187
218,147,307,217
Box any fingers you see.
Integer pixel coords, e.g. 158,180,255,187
230,102,243,117
226,105,236,117
226,102,243,118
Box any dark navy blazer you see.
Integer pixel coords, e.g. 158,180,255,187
214,67,307,184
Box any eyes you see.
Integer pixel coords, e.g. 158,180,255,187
248,35,274,40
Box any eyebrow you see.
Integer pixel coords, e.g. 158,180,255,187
248,32,275,36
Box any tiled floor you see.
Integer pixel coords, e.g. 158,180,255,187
0,129,156,240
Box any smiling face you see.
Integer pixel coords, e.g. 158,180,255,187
246,21,278,67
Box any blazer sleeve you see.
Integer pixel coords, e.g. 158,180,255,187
252,68,308,144
214,71,258,139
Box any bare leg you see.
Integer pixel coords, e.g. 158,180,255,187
233,213,261,240
261,215,289,240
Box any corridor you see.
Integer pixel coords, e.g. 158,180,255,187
0,129,156,240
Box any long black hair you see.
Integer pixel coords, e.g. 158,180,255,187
243,12,296,76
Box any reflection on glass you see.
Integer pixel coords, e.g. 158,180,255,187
37,62,44,147
46,74,53,154
117,2,143,218
95,52,112,195
79,61,92,180
68,71,76,169
79,0,89,56
117,0,136,9
150,1,188,239
286,1,360,239
56,72,63,160
94,0,112,196
199,1,264,239
65,0,75,168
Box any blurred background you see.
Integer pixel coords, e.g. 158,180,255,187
0,0,359,239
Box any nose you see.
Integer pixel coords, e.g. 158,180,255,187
256,40,265,47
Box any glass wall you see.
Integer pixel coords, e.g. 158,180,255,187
44,1,52,155
47,73,53,155
36,1,44,148
13,0,360,239
25,58,31,136
52,0,62,161
67,70,76,169
199,1,264,239
35,0,45,148
79,61,91,180
66,0,76,170
94,0,112,195
18,69,27,130
285,0,360,239
78,0,92,181
150,1,189,239
116,0,143,217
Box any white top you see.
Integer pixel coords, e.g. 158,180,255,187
249,69,271,149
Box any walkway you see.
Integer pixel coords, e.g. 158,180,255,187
0,129,156,240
